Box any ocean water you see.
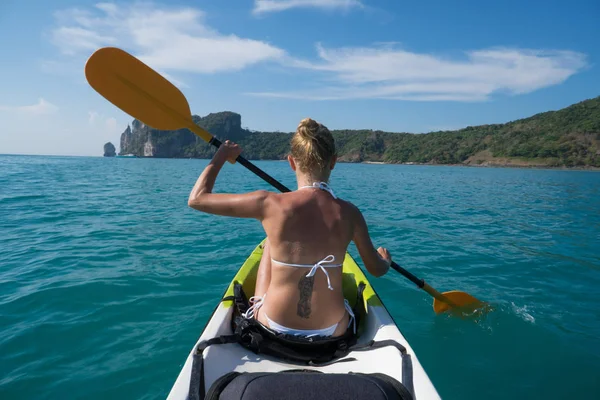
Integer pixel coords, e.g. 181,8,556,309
1,154,599,400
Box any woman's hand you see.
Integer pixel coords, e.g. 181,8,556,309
377,247,392,266
214,140,242,164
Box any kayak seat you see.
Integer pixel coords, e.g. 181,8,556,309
229,281,365,364
204,370,413,400
186,283,415,400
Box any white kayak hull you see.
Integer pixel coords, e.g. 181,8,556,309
167,241,441,399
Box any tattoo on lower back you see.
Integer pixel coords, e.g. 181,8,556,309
297,275,314,319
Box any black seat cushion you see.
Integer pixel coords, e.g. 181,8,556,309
206,370,413,400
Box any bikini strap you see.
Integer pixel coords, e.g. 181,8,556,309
298,181,337,199
242,294,266,319
271,255,340,291
344,299,356,334
305,255,336,290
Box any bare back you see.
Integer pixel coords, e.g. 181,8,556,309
187,138,391,335
257,187,356,331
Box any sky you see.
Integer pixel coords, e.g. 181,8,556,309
0,0,599,156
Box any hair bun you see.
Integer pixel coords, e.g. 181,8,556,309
291,117,336,173
297,118,322,140
298,117,319,129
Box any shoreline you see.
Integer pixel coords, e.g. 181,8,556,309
3,154,598,171
357,160,600,171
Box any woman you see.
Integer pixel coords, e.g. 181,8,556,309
188,118,391,338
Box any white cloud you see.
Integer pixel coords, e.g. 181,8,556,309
0,98,59,115
253,0,363,15
52,27,117,56
88,111,99,124
88,111,121,135
105,117,118,132
248,44,587,101
49,3,285,75
46,3,587,103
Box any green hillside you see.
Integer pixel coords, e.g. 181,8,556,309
119,96,600,167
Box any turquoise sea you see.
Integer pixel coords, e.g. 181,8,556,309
1,154,599,399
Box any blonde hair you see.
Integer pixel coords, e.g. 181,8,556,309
290,118,336,173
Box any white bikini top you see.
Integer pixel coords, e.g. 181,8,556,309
297,181,337,199
270,181,341,291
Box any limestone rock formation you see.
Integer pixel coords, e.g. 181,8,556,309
119,112,246,158
103,142,116,157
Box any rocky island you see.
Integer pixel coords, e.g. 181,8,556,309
117,96,600,168
103,142,116,157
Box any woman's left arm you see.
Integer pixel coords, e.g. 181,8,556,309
187,141,271,220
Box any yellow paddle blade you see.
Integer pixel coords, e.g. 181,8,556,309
433,290,484,314
84,47,212,142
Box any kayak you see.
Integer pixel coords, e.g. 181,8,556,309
167,240,441,399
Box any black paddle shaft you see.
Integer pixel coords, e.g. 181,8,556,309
209,137,291,193
391,262,425,288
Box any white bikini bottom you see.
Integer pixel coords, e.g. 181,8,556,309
243,293,355,338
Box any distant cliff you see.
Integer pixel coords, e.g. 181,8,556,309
119,112,245,158
118,96,600,167
103,142,116,157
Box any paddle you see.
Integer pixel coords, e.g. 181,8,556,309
389,263,482,313
85,46,483,314
84,47,290,193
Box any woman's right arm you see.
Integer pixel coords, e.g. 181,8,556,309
351,205,391,277
187,141,271,220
